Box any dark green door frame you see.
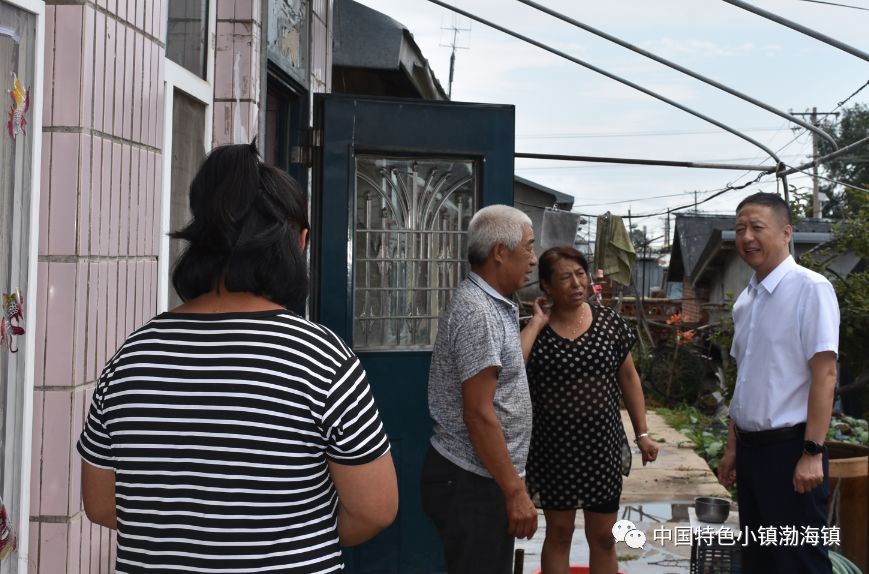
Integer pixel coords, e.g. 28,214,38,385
313,94,515,573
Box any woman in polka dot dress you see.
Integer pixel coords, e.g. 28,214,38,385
520,246,658,574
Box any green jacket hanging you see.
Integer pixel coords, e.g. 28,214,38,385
593,212,636,287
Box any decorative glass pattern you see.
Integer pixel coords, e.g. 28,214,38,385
353,156,477,350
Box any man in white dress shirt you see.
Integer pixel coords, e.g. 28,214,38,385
717,192,839,573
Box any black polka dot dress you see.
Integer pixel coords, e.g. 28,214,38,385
525,305,637,511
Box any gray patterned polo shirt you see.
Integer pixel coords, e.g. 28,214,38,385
428,273,533,477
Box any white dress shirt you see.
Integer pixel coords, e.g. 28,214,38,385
729,256,839,432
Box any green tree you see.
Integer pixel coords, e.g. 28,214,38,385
802,103,869,417
818,103,869,218
628,224,646,251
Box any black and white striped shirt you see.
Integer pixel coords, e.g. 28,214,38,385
77,310,390,573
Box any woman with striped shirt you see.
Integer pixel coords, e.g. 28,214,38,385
77,143,397,573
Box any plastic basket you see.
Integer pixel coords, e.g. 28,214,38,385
533,568,625,574
690,543,741,574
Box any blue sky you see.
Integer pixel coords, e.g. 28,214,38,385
355,0,867,244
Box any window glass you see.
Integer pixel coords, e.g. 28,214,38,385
265,84,290,170
166,0,208,78
168,89,206,309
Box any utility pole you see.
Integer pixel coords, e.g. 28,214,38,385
664,209,670,250
642,225,648,300
793,108,838,217
440,15,470,99
812,107,820,216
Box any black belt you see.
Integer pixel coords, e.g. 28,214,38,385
736,423,806,447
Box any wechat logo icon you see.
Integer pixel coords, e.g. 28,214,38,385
612,519,646,549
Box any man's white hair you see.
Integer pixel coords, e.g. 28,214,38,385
467,205,532,265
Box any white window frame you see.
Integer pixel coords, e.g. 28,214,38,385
1,1,44,571
158,0,217,313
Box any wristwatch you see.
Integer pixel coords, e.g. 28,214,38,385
803,440,826,456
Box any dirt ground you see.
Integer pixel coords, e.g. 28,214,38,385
621,409,731,503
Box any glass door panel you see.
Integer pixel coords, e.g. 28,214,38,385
353,157,476,350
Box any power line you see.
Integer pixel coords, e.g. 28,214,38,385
795,169,869,193
780,134,869,176
793,0,869,11
603,138,869,220
515,126,786,140
835,79,869,110
573,171,773,220
580,191,702,207
557,174,813,218
568,87,866,223
521,99,862,219
699,119,797,194
576,179,807,207
425,0,784,163
720,79,868,188
515,153,806,171
526,82,867,221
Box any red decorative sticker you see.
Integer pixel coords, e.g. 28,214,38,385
0,290,25,353
0,497,15,561
7,72,30,139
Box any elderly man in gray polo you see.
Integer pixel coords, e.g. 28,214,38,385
420,204,539,574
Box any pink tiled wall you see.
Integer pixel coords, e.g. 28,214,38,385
213,0,262,146
31,1,166,572
31,0,309,570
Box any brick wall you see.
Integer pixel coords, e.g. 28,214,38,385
681,280,709,324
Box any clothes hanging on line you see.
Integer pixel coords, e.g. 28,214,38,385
593,212,636,287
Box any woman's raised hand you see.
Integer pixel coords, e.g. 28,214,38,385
531,296,552,325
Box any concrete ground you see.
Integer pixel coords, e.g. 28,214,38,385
515,409,736,574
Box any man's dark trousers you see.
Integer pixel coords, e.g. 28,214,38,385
420,447,514,574
736,432,832,573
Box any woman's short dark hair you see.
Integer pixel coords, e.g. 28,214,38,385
538,246,589,287
170,143,309,309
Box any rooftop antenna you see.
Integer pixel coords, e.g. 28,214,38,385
439,12,470,99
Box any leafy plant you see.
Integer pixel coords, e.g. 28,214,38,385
656,406,730,472
707,293,737,401
827,413,869,446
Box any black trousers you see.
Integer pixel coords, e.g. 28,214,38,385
420,447,514,574
736,433,832,574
